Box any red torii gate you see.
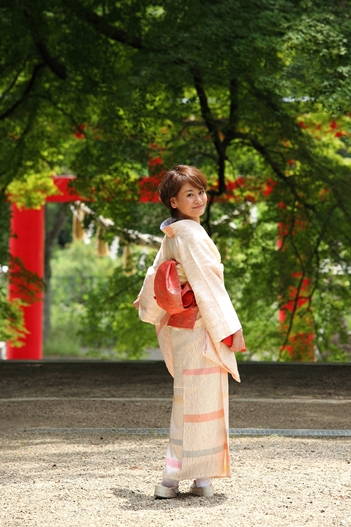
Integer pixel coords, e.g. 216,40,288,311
7,173,160,360
7,176,83,360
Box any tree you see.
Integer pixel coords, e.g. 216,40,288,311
1,0,351,359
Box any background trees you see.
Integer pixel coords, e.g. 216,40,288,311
1,0,351,360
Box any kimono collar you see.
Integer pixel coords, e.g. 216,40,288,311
160,217,204,238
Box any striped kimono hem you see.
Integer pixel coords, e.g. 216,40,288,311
160,319,231,481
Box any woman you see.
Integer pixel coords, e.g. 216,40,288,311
134,165,245,498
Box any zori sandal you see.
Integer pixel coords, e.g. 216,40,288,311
154,484,180,499
189,482,214,498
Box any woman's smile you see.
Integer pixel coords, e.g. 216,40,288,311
170,184,207,222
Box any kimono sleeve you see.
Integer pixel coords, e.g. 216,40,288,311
175,229,242,344
137,248,166,326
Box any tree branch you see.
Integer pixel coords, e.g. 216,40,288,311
73,202,163,249
222,78,239,149
0,63,45,121
45,205,68,262
34,40,66,80
232,130,315,211
192,70,223,160
192,69,227,198
23,10,67,80
34,93,83,132
1,59,29,100
278,203,335,359
61,0,143,49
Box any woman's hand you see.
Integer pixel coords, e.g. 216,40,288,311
228,329,246,353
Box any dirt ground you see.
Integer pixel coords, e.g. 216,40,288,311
1,360,351,431
1,360,351,527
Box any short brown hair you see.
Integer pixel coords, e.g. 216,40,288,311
158,165,207,218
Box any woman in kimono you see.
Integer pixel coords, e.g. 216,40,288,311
134,165,245,498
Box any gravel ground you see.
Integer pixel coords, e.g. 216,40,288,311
1,431,351,527
1,361,351,431
1,360,351,526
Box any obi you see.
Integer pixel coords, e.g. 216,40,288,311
154,259,198,329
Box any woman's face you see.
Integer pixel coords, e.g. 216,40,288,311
170,183,207,222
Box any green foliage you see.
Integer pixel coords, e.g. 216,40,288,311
0,200,10,260
46,239,158,358
0,292,29,346
78,251,159,358
43,302,84,357
7,173,60,209
0,199,20,345
312,262,351,362
44,240,115,356
213,204,281,361
2,0,351,360
50,238,116,283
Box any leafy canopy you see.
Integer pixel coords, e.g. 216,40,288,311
1,0,351,359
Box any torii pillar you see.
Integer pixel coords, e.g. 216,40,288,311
7,176,83,360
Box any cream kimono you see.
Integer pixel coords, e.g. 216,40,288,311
137,218,242,481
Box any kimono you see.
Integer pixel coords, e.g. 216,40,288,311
136,218,242,481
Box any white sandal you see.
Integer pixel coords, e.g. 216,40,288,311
154,484,180,499
189,481,214,497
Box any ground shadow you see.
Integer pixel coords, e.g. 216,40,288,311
112,486,228,510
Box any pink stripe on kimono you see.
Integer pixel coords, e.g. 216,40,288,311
184,408,225,423
183,366,227,376
166,457,182,469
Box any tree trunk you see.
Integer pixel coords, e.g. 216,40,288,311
43,204,67,343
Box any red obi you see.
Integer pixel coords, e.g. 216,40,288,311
154,260,198,329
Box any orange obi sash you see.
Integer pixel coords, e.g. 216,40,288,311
154,259,198,329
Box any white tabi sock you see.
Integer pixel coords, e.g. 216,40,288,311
161,478,179,488
195,477,211,488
